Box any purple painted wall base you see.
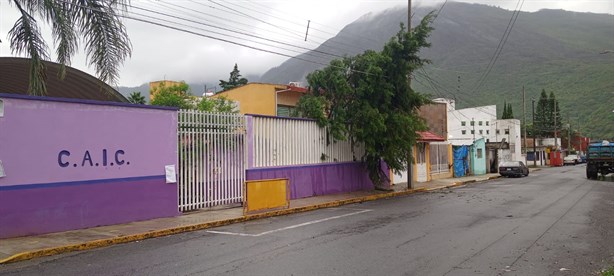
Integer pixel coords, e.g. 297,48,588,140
246,162,374,199
0,176,179,239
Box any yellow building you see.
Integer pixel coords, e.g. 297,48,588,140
149,80,185,102
210,83,307,116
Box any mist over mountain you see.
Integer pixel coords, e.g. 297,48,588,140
260,2,614,139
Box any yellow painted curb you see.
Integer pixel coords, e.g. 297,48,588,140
0,188,427,264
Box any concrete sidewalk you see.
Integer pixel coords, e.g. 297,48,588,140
0,171,532,264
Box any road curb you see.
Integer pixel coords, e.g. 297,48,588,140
0,187,428,264
1,174,509,264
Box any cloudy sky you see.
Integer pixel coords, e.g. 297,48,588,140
1,0,613,88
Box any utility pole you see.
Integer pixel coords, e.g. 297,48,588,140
407,0,413,190
567,120,571,152
553,100,558,150
532,99,537,167
523,86,527,154
408,0,412,32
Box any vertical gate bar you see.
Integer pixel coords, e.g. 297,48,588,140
186,110,191,210
179,111,183,211
255,117,260,167
233,115,237,203
211,111,220,204
224,113,229,204
195,111,200,209
189,109,194,210
186,110,190,210
206,113,212,207
198,111,204,209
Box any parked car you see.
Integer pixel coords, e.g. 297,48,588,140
579,155,587,163
564,154,580,165
499,161,529,177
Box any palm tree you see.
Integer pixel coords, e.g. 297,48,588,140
127,91,146,104
7,0,132,96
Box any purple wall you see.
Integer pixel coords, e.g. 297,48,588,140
246,162,374,199
0,95,179,238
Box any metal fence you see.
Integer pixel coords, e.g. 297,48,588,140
178,110,245,211
430,142,450,174
251,116,364,168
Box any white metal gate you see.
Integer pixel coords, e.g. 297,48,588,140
178,110,245,212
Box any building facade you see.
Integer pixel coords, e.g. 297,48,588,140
210,83,306,116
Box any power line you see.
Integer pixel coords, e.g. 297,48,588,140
55,0,381,77
205,0,369,54
191,0,368,56
132,1,344,61
148,0,322,50
241,0,381,46
470,0,525,94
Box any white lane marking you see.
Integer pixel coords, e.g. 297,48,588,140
205,209,373,237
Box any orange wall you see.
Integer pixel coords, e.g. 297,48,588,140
211,83,304,116
211,83,278,115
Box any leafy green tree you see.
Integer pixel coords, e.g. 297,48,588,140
127,92,146,104
197,96,237,113
6,0,131,95
295,13,436,186
150,82,194,109
219,63,248,91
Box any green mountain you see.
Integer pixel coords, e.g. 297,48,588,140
260,3,614,139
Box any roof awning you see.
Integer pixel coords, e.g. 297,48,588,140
417,131,445,142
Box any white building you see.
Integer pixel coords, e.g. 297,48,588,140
434,98,524,170
491,119,523,163
434,100,496,146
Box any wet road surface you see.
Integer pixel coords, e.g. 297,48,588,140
1,165,613,275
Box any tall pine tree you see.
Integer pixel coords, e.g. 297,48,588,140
535,89,562,137
219,63,248,91
502,101,514,119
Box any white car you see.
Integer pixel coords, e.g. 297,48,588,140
563,154,579,165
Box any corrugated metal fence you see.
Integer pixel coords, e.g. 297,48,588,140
251,116,364,167
178,110,245,211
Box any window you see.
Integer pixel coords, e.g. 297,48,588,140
471,130,475,134
486,130,490,135
486,121,489,126
477,148,483,158
470,121,475,126
462,130,466,135
496,129,500,135
461,121,466,126
479,130,483,135
478,121,483,126
276,105,296,117
505,129,510,135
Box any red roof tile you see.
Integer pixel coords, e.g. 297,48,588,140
417,131,445,142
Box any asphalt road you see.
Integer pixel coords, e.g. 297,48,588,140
2,165,613,276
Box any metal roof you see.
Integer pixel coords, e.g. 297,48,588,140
0,57,127,102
